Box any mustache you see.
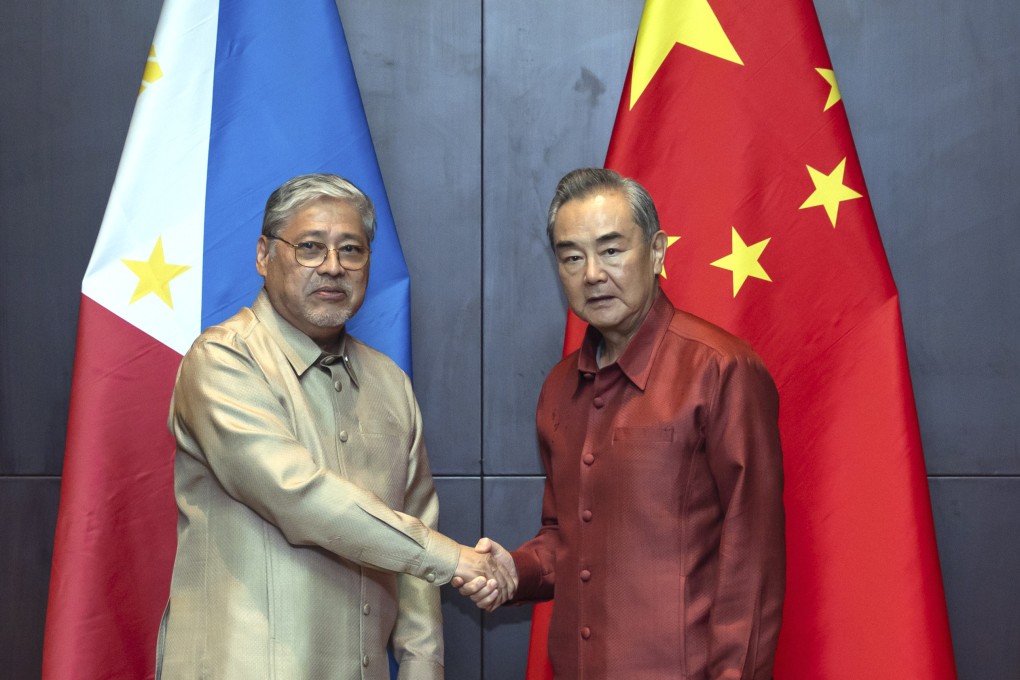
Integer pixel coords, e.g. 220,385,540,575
307,278,353,295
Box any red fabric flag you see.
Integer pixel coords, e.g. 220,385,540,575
526,0,957,678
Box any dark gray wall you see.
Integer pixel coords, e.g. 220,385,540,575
1,1,1017,678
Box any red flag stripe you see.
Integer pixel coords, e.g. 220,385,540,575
43,296,179,679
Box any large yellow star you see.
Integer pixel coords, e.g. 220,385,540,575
799,157,862,227
121,237,191,308
710,227,772,297
816,67,841,111
630,0,742,109
660,235,682,278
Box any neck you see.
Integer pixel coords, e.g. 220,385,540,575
313,329,345,355
595,290,658,367
597,334,630,368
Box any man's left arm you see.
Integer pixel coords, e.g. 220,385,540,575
390,378,445,680
705,353,785,680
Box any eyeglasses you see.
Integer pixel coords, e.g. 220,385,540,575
268,235,371,270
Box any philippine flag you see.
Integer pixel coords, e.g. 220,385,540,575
42,1,411,677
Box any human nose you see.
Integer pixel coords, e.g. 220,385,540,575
583,256,607,284
316,248,347,276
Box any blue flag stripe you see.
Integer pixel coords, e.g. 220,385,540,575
202,0,411,375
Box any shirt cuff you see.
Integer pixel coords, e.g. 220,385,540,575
509,548,549,602
417,530,461,585
395,656,444,680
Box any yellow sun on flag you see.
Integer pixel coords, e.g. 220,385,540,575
139,45,164,95
710,227,772,297
121,237,191,308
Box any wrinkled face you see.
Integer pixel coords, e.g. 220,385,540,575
552,190,665,346
256,198,369,351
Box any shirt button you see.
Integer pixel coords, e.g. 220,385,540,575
582,372,594,380
582,453,595,466
362,655,370,667
580,569,591,582
362,603,371,615
339,430,349,443
581,509,593,522
581,626,592,640
593,396,605,409
333,379,343,392
425,571,436,583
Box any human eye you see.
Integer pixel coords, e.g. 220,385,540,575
558,253,584,272
296,240,326,254
599,244,626,261
338,243,365,255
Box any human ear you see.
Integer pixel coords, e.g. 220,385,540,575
255,235,270,277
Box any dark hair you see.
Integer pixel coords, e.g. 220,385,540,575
262,173,376,241
546,167,659,247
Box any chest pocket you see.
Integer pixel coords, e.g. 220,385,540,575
343,418,408,505
608,425,684,519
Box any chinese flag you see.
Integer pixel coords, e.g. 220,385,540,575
526,0,957,678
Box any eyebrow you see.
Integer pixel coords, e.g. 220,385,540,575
293,229,366,242
554,231,626,251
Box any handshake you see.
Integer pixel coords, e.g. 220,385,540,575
451,538,519,612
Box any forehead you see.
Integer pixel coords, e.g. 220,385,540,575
553,190,638,244
280,198,367,239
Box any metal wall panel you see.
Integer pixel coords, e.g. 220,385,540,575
930,478,1020,679
0,479,60,677
482,476,548,680
339,1,484,475
480,0,644,474
0,1,161,473
435,477,484,679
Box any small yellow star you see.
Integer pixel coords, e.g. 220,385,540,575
710,227,772,297
121,237,191,308
816,68,842,111
799,157,862,228
660,235,682,278
630,0,742,109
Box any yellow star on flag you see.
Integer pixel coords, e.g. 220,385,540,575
710,227,772,297
816,67,841,111
799,157,862,227
660,235,682,278
630,0,742,109
121,237,191,308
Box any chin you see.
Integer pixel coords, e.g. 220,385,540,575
307,309,352,329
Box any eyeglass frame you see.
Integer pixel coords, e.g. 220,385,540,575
266,235,371,271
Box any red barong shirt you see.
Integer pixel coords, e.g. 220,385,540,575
512,289,785,679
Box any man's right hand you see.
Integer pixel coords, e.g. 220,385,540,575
451,538,518,612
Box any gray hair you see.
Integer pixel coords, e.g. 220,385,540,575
262,173,377,241
546,167,660,248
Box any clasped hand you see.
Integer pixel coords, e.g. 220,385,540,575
451,538,518,612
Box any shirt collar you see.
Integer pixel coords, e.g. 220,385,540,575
576,287,674,391
251,289,356,384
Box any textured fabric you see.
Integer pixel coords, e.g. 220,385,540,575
156,290,460,680
512,289,784,679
